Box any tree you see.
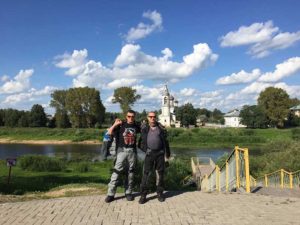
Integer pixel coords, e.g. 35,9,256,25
136,109,148,122
112,87,141,115
258,87,292,128
30,104,47,127
18,111,30,127
51,87,105,128
0,109,4,126
66,87,105,128
197,114,208,126
3,109,20,127
240,105,268,128
176,103,197,127
210,108,224,123
196,108,211,118
50,90,70,128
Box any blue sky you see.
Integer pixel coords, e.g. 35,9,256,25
1,0,300,114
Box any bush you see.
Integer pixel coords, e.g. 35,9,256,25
250,141,300,177
291,128,300,141
167,128,184,141
133,158,192,192
19,155,65,172
74,162,92,173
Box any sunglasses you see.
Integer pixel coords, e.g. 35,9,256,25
148,116,156,118
127,115,135,118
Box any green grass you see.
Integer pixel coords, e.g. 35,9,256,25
0,127,105,142
249,140,300,178
0,159,112,195
168,127,296,148
0,127,297,148
0,157,193,197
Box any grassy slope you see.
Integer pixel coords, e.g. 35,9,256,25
0,128,105,142
0,127,297,148
0,160,112,195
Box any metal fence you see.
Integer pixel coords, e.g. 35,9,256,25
257,169,300,189
200,146,251,193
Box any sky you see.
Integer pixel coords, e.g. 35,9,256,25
1,0,300,114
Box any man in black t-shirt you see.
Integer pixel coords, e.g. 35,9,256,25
105,110,140,203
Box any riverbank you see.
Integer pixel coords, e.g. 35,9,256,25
0,157,192,202
0,138,101,145
0,127,299,148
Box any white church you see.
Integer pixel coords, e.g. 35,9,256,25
159,85,181,127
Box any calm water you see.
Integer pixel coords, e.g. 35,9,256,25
0,144,231,162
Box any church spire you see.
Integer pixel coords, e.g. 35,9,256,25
163,84,170,96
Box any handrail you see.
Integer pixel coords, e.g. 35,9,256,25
200,146,251,193
255,168,300,189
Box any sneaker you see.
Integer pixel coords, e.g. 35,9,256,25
138,195,147,204
105,195,114,203
125,194,134,201
157,193,165,202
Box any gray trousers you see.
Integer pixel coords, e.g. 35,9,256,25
107,148,137,196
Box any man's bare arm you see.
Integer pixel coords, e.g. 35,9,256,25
107,118,122,135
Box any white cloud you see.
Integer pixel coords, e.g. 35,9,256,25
225,81,300,106
125,10,163,43
249,31,300,58
0,69,33,94
275,83,300,98
220,21,300,58
258,57,300,82
133,85,162,104
216,69,261,85
180,88,197,96
55,43,218,89
2,86,58,105
1,75,9,82
220,21,278,47
55,49,88,76
107,78,139,89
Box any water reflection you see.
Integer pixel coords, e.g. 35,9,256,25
0,144,231,162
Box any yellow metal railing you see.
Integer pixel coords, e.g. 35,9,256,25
259,169,300,189
201,146,251,193
191,157,215,189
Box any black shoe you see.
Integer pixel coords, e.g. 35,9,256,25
105,195,114,203
125,194,134,201
139,195,147,204
157,193,165,202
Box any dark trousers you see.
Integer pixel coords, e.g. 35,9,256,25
140,150,165,195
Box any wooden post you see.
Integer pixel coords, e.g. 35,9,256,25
7,166,12,185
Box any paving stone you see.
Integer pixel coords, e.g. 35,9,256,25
0,192,300,224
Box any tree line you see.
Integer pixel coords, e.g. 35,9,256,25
0,86,299,129
0,104,48,127
240,87,300,128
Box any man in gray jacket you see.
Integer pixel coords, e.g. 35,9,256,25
138,111,170,204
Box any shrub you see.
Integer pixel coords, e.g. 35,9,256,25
19,155,65,172
133,158,192,192
74,162,92,173
291,128,300,141
167,129,184,141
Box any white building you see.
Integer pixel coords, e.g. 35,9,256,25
159,85,181,127
290,104,300,117
224,109,246,128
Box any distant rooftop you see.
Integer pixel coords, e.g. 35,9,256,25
224,109,240,117
290,104,300,110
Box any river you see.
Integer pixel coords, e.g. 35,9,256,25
0,144,231,162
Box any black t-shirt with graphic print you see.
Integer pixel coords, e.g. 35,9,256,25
113,121,140,149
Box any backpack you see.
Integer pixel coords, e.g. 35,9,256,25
101,130,116,160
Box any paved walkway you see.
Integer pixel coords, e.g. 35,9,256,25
0,191,300,225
